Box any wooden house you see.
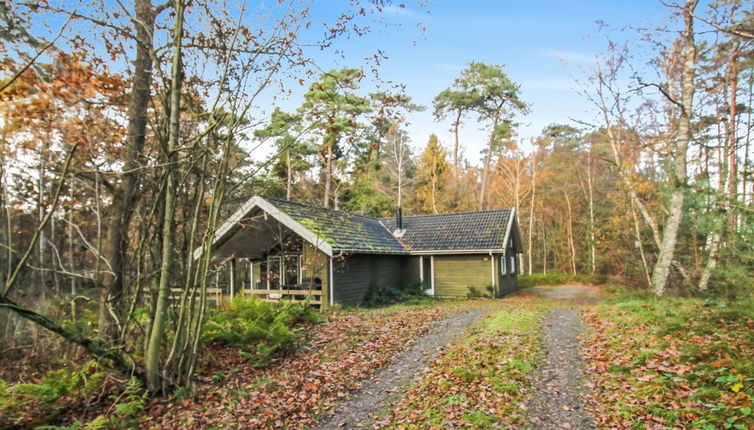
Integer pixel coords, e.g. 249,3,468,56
201,196,523,308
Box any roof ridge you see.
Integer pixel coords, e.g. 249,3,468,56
380,208,512,220
262,196,380,222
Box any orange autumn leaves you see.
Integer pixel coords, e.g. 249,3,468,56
1,52,127,162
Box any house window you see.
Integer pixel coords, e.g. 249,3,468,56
510,255,516,275
500,255,507,275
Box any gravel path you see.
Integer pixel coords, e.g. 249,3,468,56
524,307,596,430
311,308,487,429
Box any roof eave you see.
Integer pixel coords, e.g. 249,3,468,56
192,195,334,259
408,249,505,255
332,248,410,255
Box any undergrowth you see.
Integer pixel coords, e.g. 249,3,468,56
518,272,608,288
202,296,322,367
0,361,146,429
584,294,754,429
362,281,427,307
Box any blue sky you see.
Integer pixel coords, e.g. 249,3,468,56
295,0,671,162
31,0,674,163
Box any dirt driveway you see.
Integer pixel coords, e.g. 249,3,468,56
522,283,603,429
526,283,604,301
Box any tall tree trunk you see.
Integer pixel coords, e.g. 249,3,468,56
100,0,156,338
651,0,697,296
286,150,292,200
743,70,752,208
431,166,438,214
145,0,184,393
727,50,739,234
563,189,577,275
585,151,596,274
541,221,547,274
629,199,652,287
528,154,536,275
453,111,461,171
699,49,739,292
323,141,333,208
68,208,76,320
479,114,499,210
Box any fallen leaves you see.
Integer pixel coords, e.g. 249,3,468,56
142,303,461,429
582,298,754,429
378,296,552,429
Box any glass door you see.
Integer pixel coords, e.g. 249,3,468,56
284,255,301,288
267,256,282,290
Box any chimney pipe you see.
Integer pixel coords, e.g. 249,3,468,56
396,207,403,231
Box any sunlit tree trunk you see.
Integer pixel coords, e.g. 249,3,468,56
145,0,184,393
527,154,536,275
651,0,697,296
286,150,292,200
479,113,499,210
563,189,577,275
323,140,334,208
700,47,739,291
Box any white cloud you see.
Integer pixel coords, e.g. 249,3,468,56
541,50,595,64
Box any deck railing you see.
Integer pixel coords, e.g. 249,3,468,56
243,287,323,306
166,285,323,307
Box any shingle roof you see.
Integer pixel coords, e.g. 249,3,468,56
207,195,516,257
264,197,407,254
380,209,513,252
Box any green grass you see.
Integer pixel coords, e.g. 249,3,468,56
584,294,754,430
518,272,608,288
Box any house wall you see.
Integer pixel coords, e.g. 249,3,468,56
497,237,519,297
498,254,518,297
402,256,422,286
332,254,404,305
434,254,494,297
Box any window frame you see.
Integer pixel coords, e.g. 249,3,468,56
509,255,516,275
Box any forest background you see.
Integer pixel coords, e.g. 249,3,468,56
0,0,752,398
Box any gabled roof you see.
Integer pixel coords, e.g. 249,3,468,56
380,209,517,253
202,195,522,258
263,197,406,254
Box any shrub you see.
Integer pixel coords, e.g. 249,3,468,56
362,281,426,307
0,361,108,428
466,285,493,298
202,296,321,367
709,264,754,299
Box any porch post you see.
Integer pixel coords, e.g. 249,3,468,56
430,256,435,296
229,258,235,300
490,252,496,298
327,256,334,309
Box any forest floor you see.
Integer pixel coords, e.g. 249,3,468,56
3,284,753,429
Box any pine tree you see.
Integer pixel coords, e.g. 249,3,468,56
416,135,450,214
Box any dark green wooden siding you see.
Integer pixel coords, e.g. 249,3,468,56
434,255,494,297
403,256,421,286
498,253,518,297
332,254,404,305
